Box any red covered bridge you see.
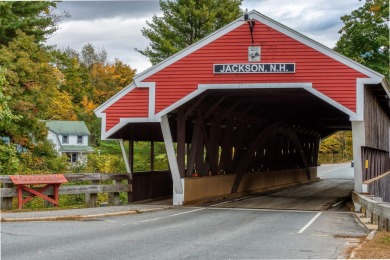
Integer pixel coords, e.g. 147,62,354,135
95,10,390,205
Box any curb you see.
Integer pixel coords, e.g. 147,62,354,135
1,207,172,222
349,230,376,259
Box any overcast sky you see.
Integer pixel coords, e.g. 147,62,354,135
47,0,364,73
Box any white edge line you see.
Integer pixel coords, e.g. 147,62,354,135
138,208,204,223
210,201,231,207
332,200,345,207
205,207,321,214
298,212,322,233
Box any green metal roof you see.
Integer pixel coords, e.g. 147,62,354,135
59,145,94,152
46,121,91,136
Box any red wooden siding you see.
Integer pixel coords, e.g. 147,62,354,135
144,21,367,113
104,88,149,131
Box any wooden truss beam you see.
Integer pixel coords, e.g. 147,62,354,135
231,124,312,193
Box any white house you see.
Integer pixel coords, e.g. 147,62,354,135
46,121,94,163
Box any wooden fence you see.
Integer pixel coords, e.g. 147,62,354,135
0,173,131,210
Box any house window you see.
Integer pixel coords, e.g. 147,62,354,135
67,153,77,163
77,135,83,144
62,135,69,144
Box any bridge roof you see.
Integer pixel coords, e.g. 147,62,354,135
95,10,387,140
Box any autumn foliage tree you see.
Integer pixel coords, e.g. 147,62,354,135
319,131,353,164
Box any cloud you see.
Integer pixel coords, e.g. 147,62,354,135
242,0,364,48
49,1,165,72
56,1,160,21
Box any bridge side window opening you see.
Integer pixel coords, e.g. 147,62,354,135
77,135,83,144
62,135,69,144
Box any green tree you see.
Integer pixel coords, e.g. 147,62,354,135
335,0,389,78
0,66,20,175
0,1,63,45
52,47,90,105
0,66,20,133
0,31,67,147
138,0,243,64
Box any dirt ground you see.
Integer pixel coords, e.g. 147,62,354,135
350,231,390,259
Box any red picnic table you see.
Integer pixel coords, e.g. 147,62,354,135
10,174,68,209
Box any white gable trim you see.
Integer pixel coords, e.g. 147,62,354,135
95,83,136,116
303,88,356,120
154,82,356,121
134,81,156,119
249,11,384,80
132,10,383,86
104,117,152,139
96,81,156,140
103,82,358,139
198,82,312,90
155,89,208,120
353,78,385,122
133,20,245,83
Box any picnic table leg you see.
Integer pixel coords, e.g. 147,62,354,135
17,185,23,209
54,184,59,207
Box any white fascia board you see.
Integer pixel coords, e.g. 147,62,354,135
98,82,156,140
198,82,312,90
249,10,384,80
99,113,108,140
133,19,245,83
134,81,156,119
155,89,207,120
94,83,136,116
133,10,384,84
104,117,153,139
303,87,356,120
199,82,355,119
157,82,356,121
380,77,390,97
354,77,385,121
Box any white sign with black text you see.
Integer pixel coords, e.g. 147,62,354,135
213,63,295,74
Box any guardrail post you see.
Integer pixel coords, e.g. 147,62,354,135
86,180,99,207
378,203,390,231
1,183,14,210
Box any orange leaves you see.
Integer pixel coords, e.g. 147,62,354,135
81,96,97,113
47,91,77,120
89,60,136,104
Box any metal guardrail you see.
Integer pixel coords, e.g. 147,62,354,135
0,173,131,210
352,191,390,231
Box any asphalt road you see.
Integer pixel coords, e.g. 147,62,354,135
1,163,364,259
1,206,367,260
317,162,353,179
207,162,355,211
